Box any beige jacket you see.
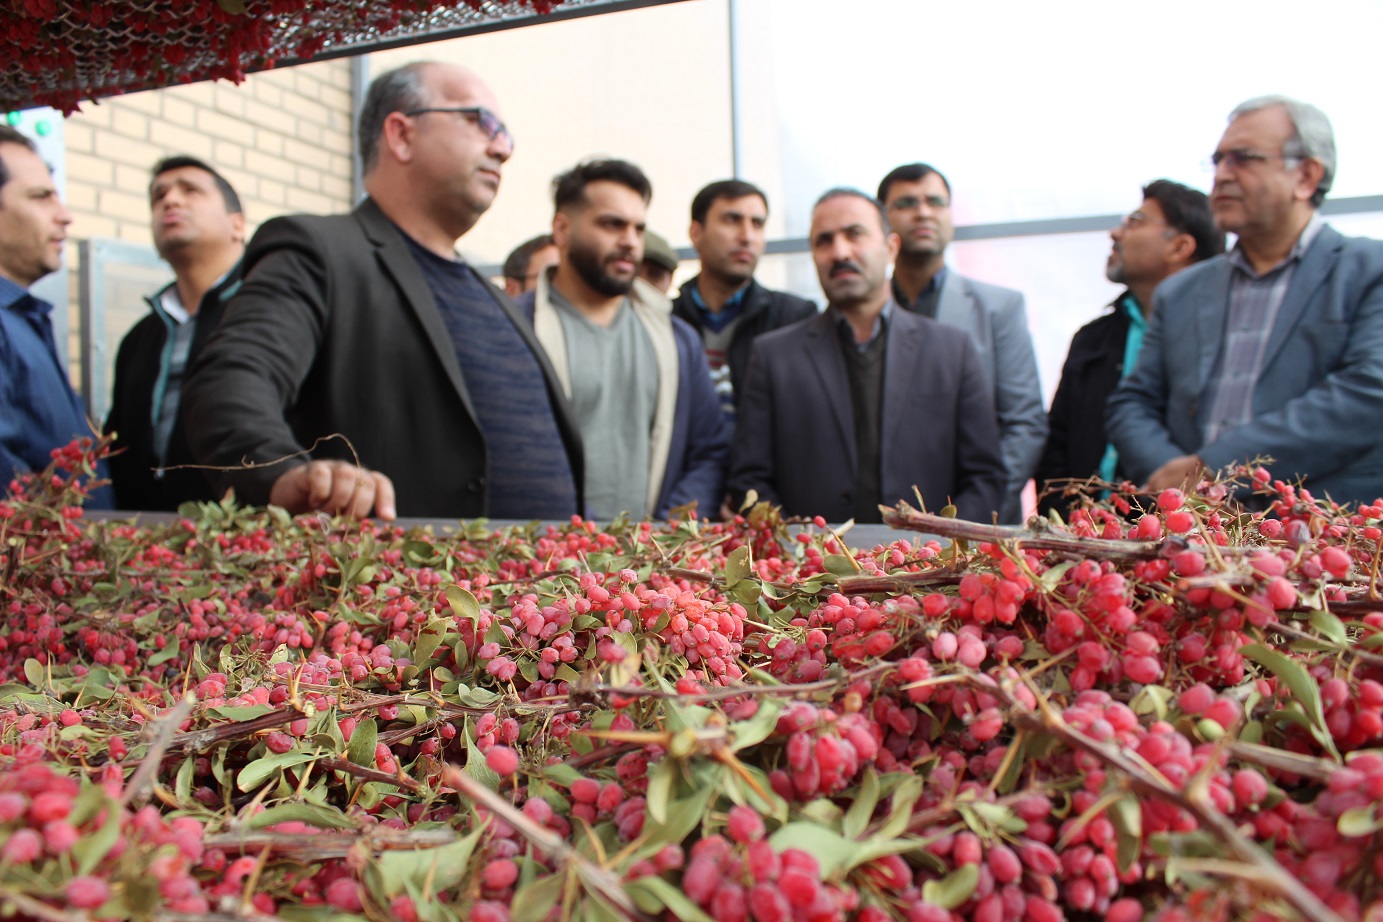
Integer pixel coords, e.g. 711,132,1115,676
529,269,679,518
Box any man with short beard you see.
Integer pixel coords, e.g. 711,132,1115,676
878,163,1046,523
517,159,728,521
728,189,1005,524
1037,180,1222,515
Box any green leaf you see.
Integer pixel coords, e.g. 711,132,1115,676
624,877,714,922
1309,609,1348,645
725,545,751,586
823,554,860,576
1339,805,1383,837
542,763,583,788
73,802,121,875
237,750,320,792
246,802,355,830
216,0,247,14
645,758,676,825
877,774,923,839
1109,794,1143,874
23,658,45,688
510,873,565,922
373,828,480,897
767,823,859,877
413,617,451,667
1039,560,1075,591
843,768,881,840
347,718,378,768
968,800,1027,835
445,586,482,624
921,863,979,910
729,698,783,753
464,724,501,791
732,579,764,606
1240,643,1339,759
644,784,714,848
1130,684,1173,722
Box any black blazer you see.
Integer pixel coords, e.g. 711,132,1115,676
728,309,1006,523
1036,298,1133,515
182,198,583,518
105,266,242,511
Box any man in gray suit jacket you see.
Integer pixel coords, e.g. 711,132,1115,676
878,164,1047,523
728,189,1006,524
1107,95,1383,507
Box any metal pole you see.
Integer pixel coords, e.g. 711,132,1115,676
727,0,743,178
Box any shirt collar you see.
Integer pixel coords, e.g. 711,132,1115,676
1118,291,1147,330
831,299,895,350
1227,212,1326,278
891,265,947,306
688,278,750,332
0,276,50,316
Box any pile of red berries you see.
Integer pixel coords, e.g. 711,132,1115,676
2,446,1383,921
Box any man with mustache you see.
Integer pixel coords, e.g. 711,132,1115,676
878,163,1046,523
0,125,112,506
1037,180,1223,515
518,159,728,521
105,156,246,511
728,189,1005,523
1108,96,1383,507
183,62,584,520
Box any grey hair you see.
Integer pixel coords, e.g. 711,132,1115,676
357,63,431,175
1230,94,1335,207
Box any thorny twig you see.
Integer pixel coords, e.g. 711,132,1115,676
441,764,652,920
968,673,1345,922
122,692,197,809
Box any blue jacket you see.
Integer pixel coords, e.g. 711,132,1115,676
0,277,112,507
1107,224,1383,506
517,273,729,519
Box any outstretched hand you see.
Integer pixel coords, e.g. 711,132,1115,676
269,460,397,521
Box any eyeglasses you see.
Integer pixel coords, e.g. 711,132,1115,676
403,106,514,150
1203,148,1299,172
887,194,950,212
1118,210,1166,230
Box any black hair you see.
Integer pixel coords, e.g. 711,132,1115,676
503,234,555,281
150,155,243,214
876,162,952,204
551,159,652,211
690,179,767,224
813,187,891,235
1141,179,1225,263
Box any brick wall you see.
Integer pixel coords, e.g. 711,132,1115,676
60,59,357,382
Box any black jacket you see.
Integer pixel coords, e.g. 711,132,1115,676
671,276,816,408
1036,295,1135,515
182,199,584,519
104,266,242,511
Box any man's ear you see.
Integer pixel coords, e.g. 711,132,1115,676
230,212,247,245
1297,158,1326,203
1166,231,1196,268
380,111,416,165
688,219,704,252
551,211,570,250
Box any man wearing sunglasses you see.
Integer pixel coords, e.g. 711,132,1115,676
1108,96,1383,508
1037,180,1223,516
183,62,584,520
